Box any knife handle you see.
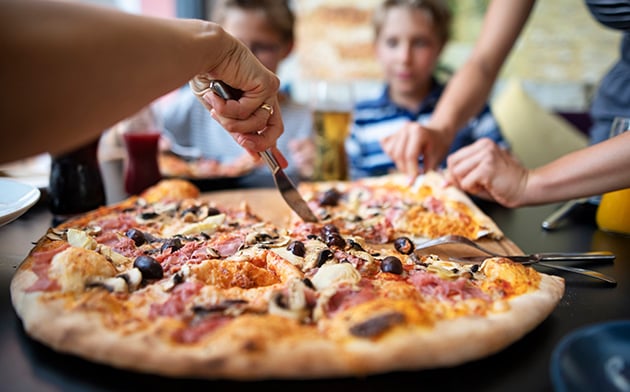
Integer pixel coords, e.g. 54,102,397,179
541,199,586,230
259,150,280,174
538,251,615,262
209,80,243,101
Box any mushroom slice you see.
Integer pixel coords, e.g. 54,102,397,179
268,279,310,321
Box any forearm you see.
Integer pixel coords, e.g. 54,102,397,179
0,0,234,162
523,132,630,205
427,0,536,140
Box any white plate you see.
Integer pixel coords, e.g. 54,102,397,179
0,178,41,227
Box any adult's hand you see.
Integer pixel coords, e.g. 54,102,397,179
445,138,528,207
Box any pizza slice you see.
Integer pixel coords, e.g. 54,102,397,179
296,171,503,243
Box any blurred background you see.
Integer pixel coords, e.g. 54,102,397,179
84,0,620,114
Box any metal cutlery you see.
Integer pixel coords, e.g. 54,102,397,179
208,80,318,223
541,198,589,230
414,234,617,285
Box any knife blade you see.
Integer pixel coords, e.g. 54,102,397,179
455,251,615,264
208,80,318,223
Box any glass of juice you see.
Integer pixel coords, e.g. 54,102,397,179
118,106,163,195
595,117,630,235
123,131,161,195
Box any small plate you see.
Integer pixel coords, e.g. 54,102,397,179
551,320,630,392
0,178,41,227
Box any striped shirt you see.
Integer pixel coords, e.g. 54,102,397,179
159,86,313,178
346,80,508,179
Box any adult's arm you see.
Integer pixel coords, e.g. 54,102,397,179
0,0,281,164
382,0,537,177
446,133,630,207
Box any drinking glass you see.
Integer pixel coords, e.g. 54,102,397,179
118,106,162,195
309,80,354,181
595,116,630,235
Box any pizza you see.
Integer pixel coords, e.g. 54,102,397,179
296,171,504,244
158,152,259,179
10,176,564,380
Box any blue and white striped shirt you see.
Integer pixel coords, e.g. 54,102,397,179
345,80,508,179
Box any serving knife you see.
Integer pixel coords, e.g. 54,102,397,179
455,250,615,265
208,80,318,223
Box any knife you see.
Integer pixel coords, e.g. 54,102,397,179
541,198,588,230
208,80,318,223
455,250,615,265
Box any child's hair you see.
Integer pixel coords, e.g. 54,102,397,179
211,0,295,44
372,0,452,44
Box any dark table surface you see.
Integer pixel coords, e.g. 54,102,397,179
1,160,629,392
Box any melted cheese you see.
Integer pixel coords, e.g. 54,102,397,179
311,263,361,291
49,247,117,293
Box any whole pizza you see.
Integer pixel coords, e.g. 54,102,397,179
10,173,564,380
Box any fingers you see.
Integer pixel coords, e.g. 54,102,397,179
189,68,283,153
381,122,423,179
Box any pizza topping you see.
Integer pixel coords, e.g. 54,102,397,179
66,228,98,250
133,255,164,280
160,237,184,253
49,247,117,293
319,188,342,206
348,311,406,338
311,262,361,291
268,279,311,321
86,267,143,293
380,256,404,275
286,240,306,257
125,228,147,246
393,236,415,255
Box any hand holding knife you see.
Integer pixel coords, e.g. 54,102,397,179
208,80,318,223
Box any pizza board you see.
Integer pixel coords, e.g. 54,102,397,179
202,188,522,258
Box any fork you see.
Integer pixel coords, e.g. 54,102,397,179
414,235,617,285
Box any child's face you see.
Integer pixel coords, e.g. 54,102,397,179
375,6,444,100
222,9,292,74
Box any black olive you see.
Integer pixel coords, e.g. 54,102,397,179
321,224,339,235
133,255,164,280
287,241,306,257
302,278,315,289
161,238,183,253
207,207,221,216
140,212,159,220
180,206,199,217
306,234,319,240
470,264,479,273
324,233,346,249
347,238,365,252
393,237,415,255
316,249,334,267
319,188,342,206
380,256,403,274
125,228,146,247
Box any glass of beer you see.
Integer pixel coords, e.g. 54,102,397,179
309,80,353,181
595,116,630,235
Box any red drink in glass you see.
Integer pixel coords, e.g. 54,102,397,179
123,132,162,195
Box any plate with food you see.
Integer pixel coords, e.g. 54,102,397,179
158,152,259,190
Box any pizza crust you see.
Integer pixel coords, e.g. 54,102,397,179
11,268,563,379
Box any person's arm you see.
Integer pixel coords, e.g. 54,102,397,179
382,0,536,177
0,0,281,164
445,133,630,207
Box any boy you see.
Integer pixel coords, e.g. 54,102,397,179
346,0,508,179
160,0,314,180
